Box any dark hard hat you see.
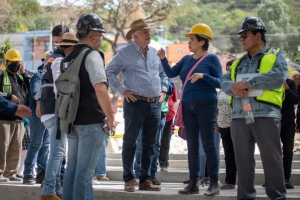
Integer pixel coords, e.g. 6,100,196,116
76,13,106,33
238,16,266,34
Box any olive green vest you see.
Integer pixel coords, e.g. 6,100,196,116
229,48,284,108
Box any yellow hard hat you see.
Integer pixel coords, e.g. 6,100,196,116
42,51,50,60
185,23,213,40
5,49,22,61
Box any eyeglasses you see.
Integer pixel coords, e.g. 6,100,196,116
90,35,104,39
188,37,197,42
239,32,253,40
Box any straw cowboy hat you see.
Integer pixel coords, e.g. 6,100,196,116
125,19,155,40
60,32,79,46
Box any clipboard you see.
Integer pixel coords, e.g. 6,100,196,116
236,73,263,97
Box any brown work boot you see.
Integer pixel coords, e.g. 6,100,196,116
124,179,136,192
40,195,61,200
139,180,161,191
56,194,62,199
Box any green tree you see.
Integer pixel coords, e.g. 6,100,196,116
0,35,13,65
258,0,299,59
0,0,41,33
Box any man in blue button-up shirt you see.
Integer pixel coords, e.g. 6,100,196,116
0,94,31,118
106,18,168,192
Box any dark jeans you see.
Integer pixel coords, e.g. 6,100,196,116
182,100,219,181
122,100,161,184
159,119,173,167
219,127,236,184
280,125,295,180
134,113,165,177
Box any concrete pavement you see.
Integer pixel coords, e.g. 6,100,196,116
0,181,299,200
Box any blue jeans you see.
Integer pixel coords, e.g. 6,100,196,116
182,100,219,181
134,113,166,177
42,117,67,196
95,132,109,177
123,100,161,184
24,114,49,175
63,124,106,200
198,131,220,178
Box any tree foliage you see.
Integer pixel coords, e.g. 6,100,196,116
8,0,41,32
258,0,299,59
0,0,13,32
82,0,180,55
0,35,13,65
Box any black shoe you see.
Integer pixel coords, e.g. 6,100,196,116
36,170,45,184
285,180,294,189
204,177,210,186
151,176,161,185
178,179,199,195
183,179,190,184
199,178,205,187
261,182,265,187
23,175,35,185
204,180,220,196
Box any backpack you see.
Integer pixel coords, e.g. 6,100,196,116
55,48,89,135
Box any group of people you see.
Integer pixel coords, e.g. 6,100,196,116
0,12,297,200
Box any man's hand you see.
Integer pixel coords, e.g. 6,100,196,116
36,102,41,118
226,59,234,71
19,62,25,74
15,105,31,118
293,74,300,87
122,90,137,103
157,48,166,60
11,95,20,104
159,91,166,104
231,81,249,98
189,73,204,83
284,81,289,90
104,117,116,136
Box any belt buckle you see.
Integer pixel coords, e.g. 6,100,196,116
147,97,154,102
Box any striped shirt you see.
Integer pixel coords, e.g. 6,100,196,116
106,42,168,97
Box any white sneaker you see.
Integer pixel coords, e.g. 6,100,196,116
0,174,9,182
9,175,22,182
92,178,100,185
160,166,168,172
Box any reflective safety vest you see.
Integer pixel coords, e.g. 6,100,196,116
229,48,284,108
2,70,28,94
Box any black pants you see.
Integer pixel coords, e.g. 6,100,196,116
219,127,236,184
159,119,173,167
280,125,295,180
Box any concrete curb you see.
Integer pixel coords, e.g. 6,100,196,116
1,182,299,200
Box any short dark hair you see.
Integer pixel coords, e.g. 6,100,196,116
52,25,69,37
195,35,209,51
252,31,266,43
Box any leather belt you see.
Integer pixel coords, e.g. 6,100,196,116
133,95,160,102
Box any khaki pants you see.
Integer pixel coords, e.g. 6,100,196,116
0,120,24,178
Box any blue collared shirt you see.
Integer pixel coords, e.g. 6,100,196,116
0,95,17,115
106,42,168,97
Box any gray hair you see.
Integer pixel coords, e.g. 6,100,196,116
131,30,140,40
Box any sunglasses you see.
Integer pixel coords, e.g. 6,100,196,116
239,32,253,40
188,37,197,42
